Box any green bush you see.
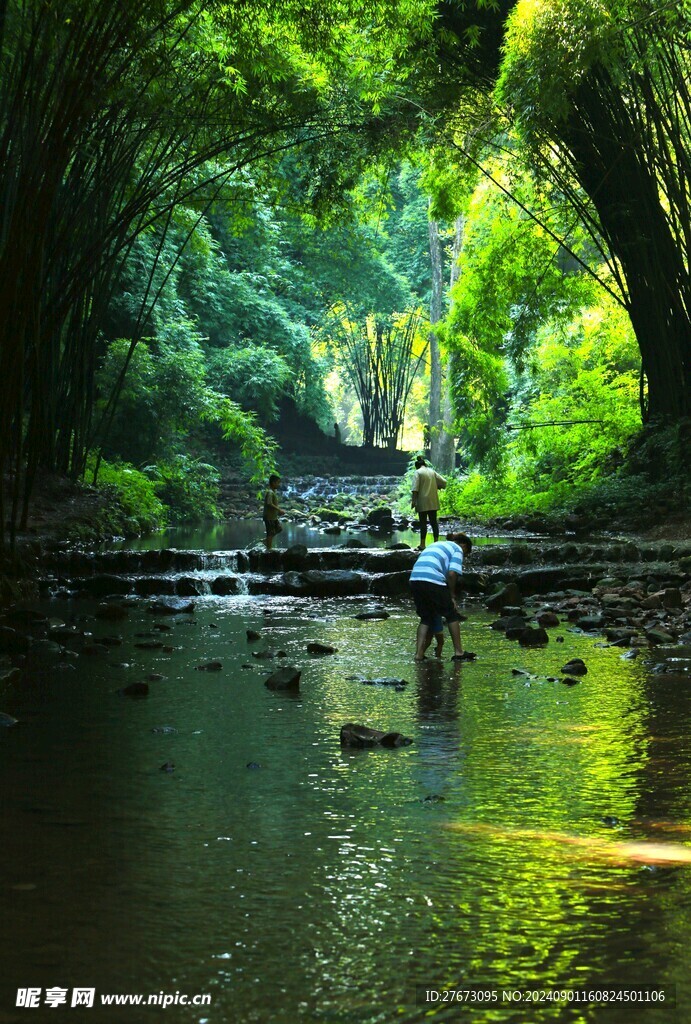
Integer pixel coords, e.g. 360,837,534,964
89,457,166,533
145,455,220,522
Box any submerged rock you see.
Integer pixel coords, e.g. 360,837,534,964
357,677,408,691
306,642,338,655
0,711,19,727
340,723,413,748
120,682,149,697
147,600,195,616
196,661,223,672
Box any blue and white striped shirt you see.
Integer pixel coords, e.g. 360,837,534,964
410,541,464,586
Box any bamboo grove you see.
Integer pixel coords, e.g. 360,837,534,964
0,0,425,546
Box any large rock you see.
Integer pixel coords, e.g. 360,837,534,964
211,574,242,596
257,570,367,598
340,723,413,748
518,626,549,647
369,571,411,597
486,582,522,612
264,666,301,691
366,506,394,526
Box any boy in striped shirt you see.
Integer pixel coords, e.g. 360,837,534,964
410,532,474,661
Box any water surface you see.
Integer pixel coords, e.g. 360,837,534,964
1,594,688,1022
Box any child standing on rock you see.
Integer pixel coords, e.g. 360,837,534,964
263,474,284,550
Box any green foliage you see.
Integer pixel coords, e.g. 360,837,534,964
145,456,221,523
207,346,292,423
203,396,280,489
96,336,208,464
88,457,167,533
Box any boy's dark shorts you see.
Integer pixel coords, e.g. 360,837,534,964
410,580,461,626
263,518,282,538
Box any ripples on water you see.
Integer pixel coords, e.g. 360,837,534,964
1,594,689,1022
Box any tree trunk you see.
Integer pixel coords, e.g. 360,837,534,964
565,69,691,421
428,215,443,461
436,215,465,474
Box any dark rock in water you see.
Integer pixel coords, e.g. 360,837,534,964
135,576,177,596
148,600,195,616
120,682,149,697
151,725,177,734
578,615,606,631
486,582,522,612
323,526,341,535
366,506,394,526
511,668,532,677
306,642,338,655
160,761,175,772
354,610,390,620
518,627,549,647
0,668,22,685
422,794,445,803
176,576,207,597
358,677,407,690
489,614,528,630
134,640,164,650
97,635,123,647
537,611,560,628
343,539,367,549
260,569,367,598
211,575,242,596
0,711,19,727
561,658,587,675
561,677,580,686
252,650,277,660
246,761,262,770
264,666,301,691
646,627,675,645
556,636,565,643
4,608,46,629
246,629,261,641
340,723,413,748
601,815,620,827
369,571,411,597
0,627,30,654
147,673,166,681
196,661,223,672
82,643,110,656
153,622,172,632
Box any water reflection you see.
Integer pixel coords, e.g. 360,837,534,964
109,519,517,552
0,595,689,1022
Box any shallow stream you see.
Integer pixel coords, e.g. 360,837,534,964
1,587,690,1022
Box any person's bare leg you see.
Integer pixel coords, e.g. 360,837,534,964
447,620,464,658
415,622,430,660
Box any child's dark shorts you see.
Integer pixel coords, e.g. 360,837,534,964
410,580,461,626
263,518,282,538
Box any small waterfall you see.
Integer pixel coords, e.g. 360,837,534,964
284,475,402,502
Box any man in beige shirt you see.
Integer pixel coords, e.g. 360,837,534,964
411,457,446,549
